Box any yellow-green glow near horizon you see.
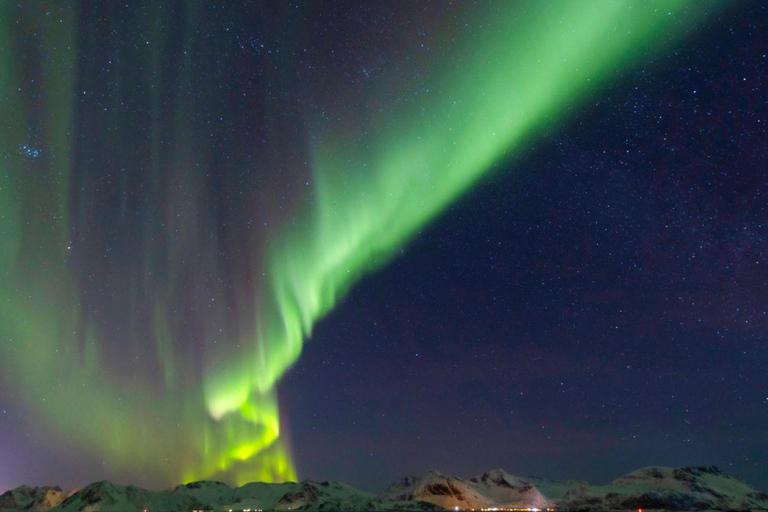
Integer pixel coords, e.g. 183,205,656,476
0,1,724,487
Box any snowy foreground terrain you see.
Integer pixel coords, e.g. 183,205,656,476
1,466,766,511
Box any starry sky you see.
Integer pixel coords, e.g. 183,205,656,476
1,0,766,495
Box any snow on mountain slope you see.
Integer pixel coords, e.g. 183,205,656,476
469,469,554,509
380,469,564,510
379,466,768,511
233,482,300,510
590,466,768,511
173,481,240,509
378,470,492,510
12,479,439,512
0,486,65,511
274,481,372,510
54,481,196,512
1,466,765,511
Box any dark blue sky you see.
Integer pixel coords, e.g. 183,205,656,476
281,1,767,491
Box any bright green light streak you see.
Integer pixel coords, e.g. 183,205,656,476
0,4,295,486
204,0,725,423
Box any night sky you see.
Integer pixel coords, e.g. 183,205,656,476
1,0,766,496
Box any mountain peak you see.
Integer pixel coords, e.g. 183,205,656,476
472,468,516,486
0,485,66,511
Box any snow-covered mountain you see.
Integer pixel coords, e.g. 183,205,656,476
1,466,765,511
383,466,768,511
0,480,438,512
468,469,554,509
0,486,66,511
378,471,491,510
55,481,196,512
595,466,768,511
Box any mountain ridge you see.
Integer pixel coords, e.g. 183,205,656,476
2,466,766,511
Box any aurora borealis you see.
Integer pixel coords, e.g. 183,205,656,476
2,0,767,494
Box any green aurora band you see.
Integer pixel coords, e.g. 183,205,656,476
0,1,724,487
